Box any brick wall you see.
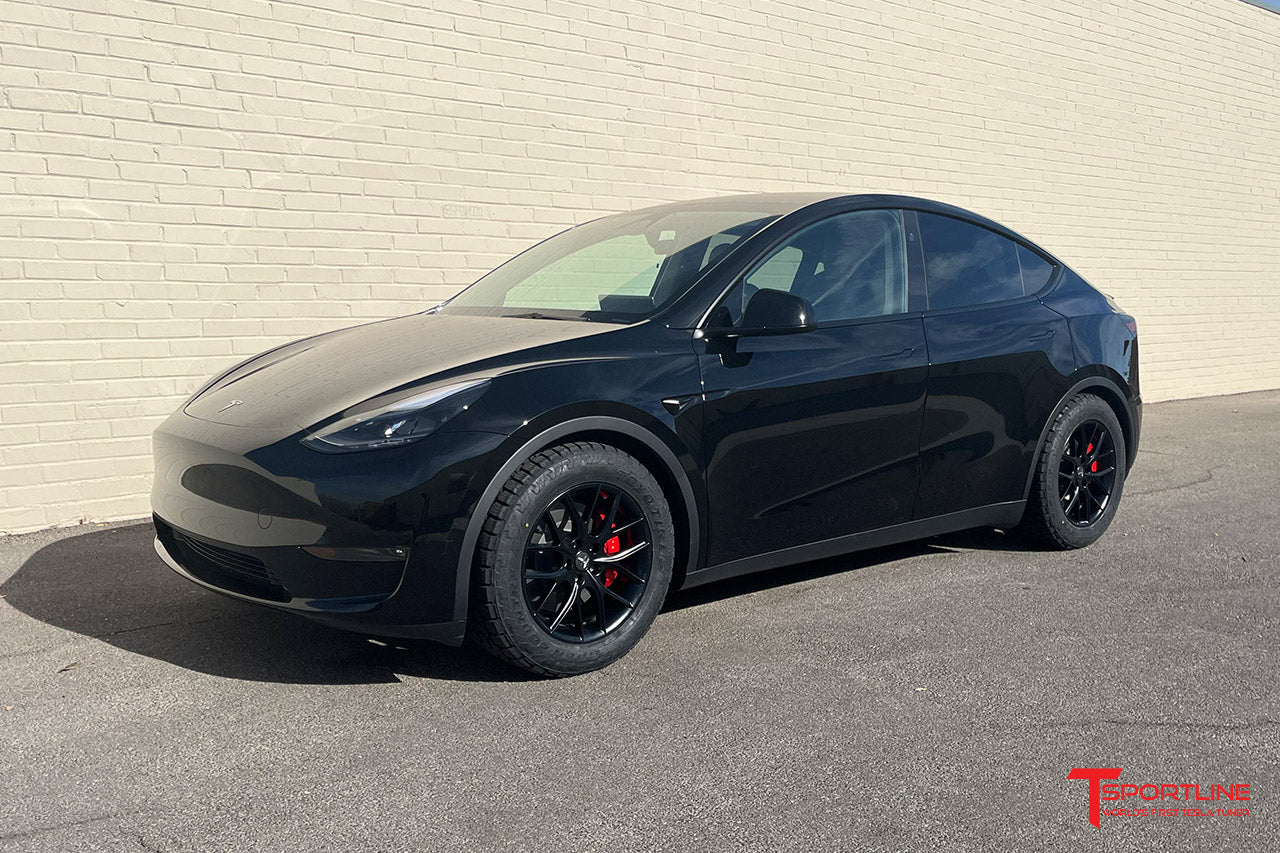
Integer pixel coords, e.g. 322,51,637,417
1,0,1278,533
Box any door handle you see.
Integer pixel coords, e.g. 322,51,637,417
1027,329,1056,342
878,347,914,361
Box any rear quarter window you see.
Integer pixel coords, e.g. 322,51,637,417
1016,244,1056,293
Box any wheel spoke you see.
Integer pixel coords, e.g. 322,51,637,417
540,510,564,547
1062,485,1081,517
1084,466,1114,479
525,566,571,581
547,580,580,632
592,541,648,564
1087,430,1106,463
1079,483,1096,517
598,491,623,541
558,496,585,539
609,562,647,585
584,486,604,535
525,543,561,553
591,583,608,631
600,582,634,608
608,517,644,538
533,580,562,614
584,570,635,610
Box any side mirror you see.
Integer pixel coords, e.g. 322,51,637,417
708,289,817,338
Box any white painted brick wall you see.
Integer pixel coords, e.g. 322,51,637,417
1,0,1278,533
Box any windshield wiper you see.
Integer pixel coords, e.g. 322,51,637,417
505,311,588,322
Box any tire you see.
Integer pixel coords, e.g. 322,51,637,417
1018,393,1127,550
469,442,676,677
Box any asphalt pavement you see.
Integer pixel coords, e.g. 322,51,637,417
1,391,1277,852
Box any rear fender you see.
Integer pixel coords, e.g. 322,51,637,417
1021,371,1138,501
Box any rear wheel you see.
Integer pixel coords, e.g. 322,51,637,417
1019,393,1126,549
470,442,675,676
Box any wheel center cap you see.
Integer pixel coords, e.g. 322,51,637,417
574,551,592,571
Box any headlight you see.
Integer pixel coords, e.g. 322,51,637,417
301,378,489,452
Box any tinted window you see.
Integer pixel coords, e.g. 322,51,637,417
714,210,908,326
918,213,1024,309
743,245,803,294
1017,244,1055,293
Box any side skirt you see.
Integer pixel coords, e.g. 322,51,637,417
680,501,1026,590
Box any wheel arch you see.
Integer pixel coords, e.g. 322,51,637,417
1022,372,1137,501
451,416,702,628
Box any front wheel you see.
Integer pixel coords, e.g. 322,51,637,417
469,442,675,676
1019,393,1127,549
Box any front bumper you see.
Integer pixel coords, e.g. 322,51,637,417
150,409,508,644
153,516,403,612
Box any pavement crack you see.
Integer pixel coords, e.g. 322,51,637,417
93,613,252,640
1127,467,1215,497
1091,718,1278,731
0,812,128,842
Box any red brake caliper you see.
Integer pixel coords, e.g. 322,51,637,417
1087,442,1097,473
603,536,620,586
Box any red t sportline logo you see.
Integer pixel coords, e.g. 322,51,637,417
1068,767,1252,827
1068,768,1123,827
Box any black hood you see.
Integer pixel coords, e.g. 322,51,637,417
183,313,616,430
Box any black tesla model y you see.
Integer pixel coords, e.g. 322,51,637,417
153,193,1140,675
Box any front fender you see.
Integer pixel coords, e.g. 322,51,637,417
447,412,705,631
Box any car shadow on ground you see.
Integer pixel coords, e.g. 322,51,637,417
1,522,529,686
3,519,1039,685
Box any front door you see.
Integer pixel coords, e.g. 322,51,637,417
696,209,929,567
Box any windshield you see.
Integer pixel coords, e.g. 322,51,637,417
438,203,782,322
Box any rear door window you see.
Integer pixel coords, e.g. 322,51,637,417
918,213,1025,309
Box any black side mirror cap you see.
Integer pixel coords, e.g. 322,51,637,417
706,289,817,338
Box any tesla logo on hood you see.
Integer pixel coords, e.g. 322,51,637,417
217,400,244,413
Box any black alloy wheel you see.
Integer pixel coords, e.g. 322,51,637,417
470,442,676,677
1019,393,1127,550
1057,419,1118,527
522,482,652,642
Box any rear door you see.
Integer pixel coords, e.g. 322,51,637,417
910,210,1075,518
697,209,929,566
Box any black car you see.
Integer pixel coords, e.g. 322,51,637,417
152,193,1140,675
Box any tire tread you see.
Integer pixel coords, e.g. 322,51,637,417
470,442,643,677
1019,393,1125,550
